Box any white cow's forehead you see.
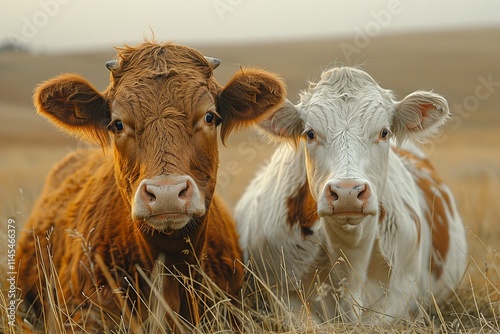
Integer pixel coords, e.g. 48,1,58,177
303,67,387,94
298,68,395,137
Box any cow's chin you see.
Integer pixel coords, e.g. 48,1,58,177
135,210,206,234
145,214,193,233
318,208,378,228
327,213,375,226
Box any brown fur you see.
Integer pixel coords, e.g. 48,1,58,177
14,41,286,332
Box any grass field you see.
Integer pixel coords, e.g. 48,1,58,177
1,28,499,332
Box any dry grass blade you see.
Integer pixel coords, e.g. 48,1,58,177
94,254,143,334
2,91,500,333
134,265,188,334
1,168,500,334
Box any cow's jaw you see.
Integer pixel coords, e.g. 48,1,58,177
132,175,206,232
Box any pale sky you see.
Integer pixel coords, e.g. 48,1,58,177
2,0,500,54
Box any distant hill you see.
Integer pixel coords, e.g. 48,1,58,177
0,41,29,53
1,27,499,114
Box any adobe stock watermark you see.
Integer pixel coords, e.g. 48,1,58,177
7,0,72,52
423,73,500,154
217,131,271,189
339,0,403,63
6,218,17,327
449,74,499,130
213,0,243,21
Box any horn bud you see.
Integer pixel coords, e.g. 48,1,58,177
105,59,119,71
204,56,221,70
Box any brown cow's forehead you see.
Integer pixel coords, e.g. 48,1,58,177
110,42,215,84
106,42,220,127
110,79,219,179
111,80,216,126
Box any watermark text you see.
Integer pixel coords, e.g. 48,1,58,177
6,218,17,327
340,0,402,63
7,0,72,51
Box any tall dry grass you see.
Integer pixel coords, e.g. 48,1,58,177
0,146,499,333
441,168,500,332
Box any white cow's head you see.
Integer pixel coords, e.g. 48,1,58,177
258,67,449,226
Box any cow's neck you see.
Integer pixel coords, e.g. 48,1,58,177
376,145,427,255
136,216,208,267
258,142,323,243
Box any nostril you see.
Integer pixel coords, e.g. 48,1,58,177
358,189,366,199
330,187,339,201
357,184,370,203
144,185,157,203
178,181,191,199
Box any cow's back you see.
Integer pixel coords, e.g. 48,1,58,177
16,148,245,327
391,144,467,299
15,149,131,322
236,141,468,322
17,149,107,270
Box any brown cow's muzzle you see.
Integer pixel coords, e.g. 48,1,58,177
132,175,206,231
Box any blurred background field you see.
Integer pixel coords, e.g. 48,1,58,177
0,21,499,332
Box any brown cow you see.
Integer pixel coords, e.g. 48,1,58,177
13,41,286,332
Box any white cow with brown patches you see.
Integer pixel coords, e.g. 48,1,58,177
236,67,467,323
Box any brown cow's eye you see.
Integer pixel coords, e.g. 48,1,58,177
108,120,124,133
115,120,124,131
204,112,215,125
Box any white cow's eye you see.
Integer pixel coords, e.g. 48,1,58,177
379,128,391,140
306,129,316,141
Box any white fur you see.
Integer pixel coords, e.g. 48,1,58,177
236,67,467,324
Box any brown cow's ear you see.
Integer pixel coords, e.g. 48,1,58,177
218,67,286,142
34,74,110,146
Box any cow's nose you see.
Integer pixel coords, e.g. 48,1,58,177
139,178,192,211
134,175,206,221
323,179,371,214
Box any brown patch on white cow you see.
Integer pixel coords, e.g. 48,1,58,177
405,203,421,247
417,176,451,279
378,203,386,225
287,179,319,237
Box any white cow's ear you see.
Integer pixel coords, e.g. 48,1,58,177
392,91,449,144
256,99,304,146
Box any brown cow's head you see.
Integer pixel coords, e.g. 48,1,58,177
34,42,285,233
